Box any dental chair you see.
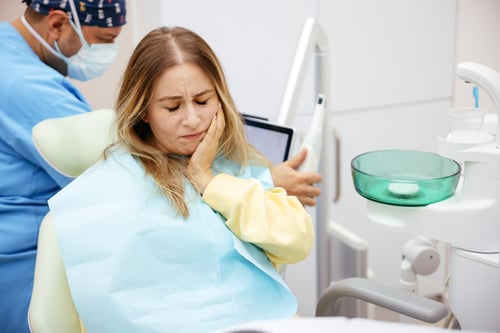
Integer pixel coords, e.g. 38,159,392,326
29,109,115,333
28,109,453,333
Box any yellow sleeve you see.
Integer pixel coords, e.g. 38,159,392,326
202,173,314,265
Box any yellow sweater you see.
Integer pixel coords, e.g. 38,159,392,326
203,173,314,266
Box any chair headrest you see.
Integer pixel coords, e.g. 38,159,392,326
32,109,117,178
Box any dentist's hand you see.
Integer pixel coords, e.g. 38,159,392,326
271,148,322,206
187,106,225,193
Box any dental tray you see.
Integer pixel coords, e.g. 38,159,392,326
351,150,461,206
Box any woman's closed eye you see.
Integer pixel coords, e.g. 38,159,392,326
165,105,180,112
162,98,210,112
195,99,209,106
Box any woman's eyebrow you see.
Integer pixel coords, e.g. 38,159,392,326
158,95,182,102
157,89,215,102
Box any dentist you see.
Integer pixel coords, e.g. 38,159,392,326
0,1,126,332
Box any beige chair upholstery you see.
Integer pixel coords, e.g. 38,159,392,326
29,214,86,333
29,109,116,333
32,108,116,178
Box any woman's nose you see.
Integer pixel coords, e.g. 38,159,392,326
183,103,201,127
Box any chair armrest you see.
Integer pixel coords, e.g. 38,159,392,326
315,277,448,323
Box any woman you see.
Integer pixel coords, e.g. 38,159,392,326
46,26,314,333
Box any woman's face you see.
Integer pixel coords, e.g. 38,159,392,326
144,63,219,155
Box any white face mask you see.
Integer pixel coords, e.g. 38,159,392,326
53,20,118,81
20,0,118,81
56,42,118,81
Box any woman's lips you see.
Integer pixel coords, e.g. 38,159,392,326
181,131,204,140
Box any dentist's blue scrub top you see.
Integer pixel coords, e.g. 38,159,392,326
0,21,91,333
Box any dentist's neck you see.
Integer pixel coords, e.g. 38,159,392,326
12,16,46,61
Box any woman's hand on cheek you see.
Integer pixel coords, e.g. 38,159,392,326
187,106,225,193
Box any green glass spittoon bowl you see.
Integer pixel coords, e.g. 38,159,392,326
351,149,461,207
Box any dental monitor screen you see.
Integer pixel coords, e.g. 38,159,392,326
243,116,295,165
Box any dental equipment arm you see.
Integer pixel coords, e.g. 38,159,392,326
276,18,328,126
276,17,335,297
315,277,449,324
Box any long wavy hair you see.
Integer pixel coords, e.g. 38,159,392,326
110,26,269,218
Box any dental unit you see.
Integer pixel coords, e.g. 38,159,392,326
353,62,500,331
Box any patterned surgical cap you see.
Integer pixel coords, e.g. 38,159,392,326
24,0,127,27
